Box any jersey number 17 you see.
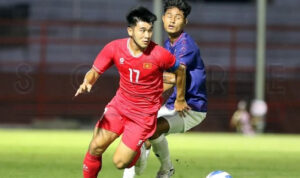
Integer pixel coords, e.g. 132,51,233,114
129,68,140,83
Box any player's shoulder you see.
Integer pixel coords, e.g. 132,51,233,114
108,38,127,47
149,41,172,56
145,41,174,66
101,38,125,52
178,32,199,51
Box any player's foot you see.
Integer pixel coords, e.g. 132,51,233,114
134,143,150,175
156,166,175,178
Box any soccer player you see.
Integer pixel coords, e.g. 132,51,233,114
74,6,188,178
123,0,207,178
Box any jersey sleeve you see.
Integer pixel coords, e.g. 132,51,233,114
161,50,179,72
175,46,195,67
92,41,115,74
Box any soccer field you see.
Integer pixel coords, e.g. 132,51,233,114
0,129,299,178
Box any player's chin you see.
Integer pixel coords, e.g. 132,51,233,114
167,29,180,35
141,42,150,48
165,28,174,33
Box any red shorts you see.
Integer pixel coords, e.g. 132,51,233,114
96,97,158,151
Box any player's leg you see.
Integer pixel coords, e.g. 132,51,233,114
123,166,136,178
121,113,157,176
150,117,176,178
83,104,124,178
151,107,207,178
122,141,150,178
135,142,151,173
135,139,151,173
114,117,154,169
83,126,119,178
123,105,176,178
113,140,141,169
148,106,181,177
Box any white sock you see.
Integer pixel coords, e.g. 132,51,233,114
123,166,135,178
150,134,172,171
145,149,150,158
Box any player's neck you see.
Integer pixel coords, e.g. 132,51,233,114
168,31,183,45
128,38,144,57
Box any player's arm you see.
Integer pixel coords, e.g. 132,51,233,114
173,64,190,113
74,41,114,97
74,68,100,97
163,72,175,92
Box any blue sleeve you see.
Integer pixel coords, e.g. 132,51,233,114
175,49,195,67
167,59,180,72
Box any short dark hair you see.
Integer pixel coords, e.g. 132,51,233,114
126,6,157,27
163,0,191,18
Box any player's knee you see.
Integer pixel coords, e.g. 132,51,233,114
89,140,105,155
151,117,169,139
113,157,128,169
151,131,161,139
114,161,127,169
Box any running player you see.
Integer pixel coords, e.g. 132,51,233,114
74,6,188,178
123,1,207,177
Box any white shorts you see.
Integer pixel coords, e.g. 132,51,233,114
157,105,207,134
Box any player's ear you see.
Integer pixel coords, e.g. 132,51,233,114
127,26,133,37
185,18,188,25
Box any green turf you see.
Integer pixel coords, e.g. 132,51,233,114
0,129,300,178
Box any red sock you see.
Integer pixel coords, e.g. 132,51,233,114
83,152,102,178
127,149,141,168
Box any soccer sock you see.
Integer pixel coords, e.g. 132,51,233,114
127,149,141,168
83,152,102,178
150,134,172,171
123,166,135,178
145,148,150,159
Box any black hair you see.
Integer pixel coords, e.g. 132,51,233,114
163,0,191,18
126,6,157,27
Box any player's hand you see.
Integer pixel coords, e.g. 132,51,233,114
174,99,191,117
74,82,92,97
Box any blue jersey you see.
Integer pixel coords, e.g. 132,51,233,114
165,32,207,112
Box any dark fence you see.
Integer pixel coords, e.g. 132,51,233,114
0,19,299,133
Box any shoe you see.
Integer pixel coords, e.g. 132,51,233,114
156,167,175,178
134,143,150,175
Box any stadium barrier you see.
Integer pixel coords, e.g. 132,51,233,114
0,19,299,132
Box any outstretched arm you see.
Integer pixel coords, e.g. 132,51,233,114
74,68,100,97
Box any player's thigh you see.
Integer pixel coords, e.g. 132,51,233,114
89,105,124,154
183,110,206,132
89,127,119,155
114,114,156,166
164,110,207,133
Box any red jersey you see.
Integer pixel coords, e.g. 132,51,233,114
93,38,177,114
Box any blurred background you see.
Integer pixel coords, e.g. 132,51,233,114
0,0,299,133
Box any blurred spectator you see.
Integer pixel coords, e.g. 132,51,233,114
230,100,254,135
250,99,268,134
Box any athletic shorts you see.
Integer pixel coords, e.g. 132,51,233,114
157,105,206,133
96,97,157,151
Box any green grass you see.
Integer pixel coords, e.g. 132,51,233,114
0,129,300,178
